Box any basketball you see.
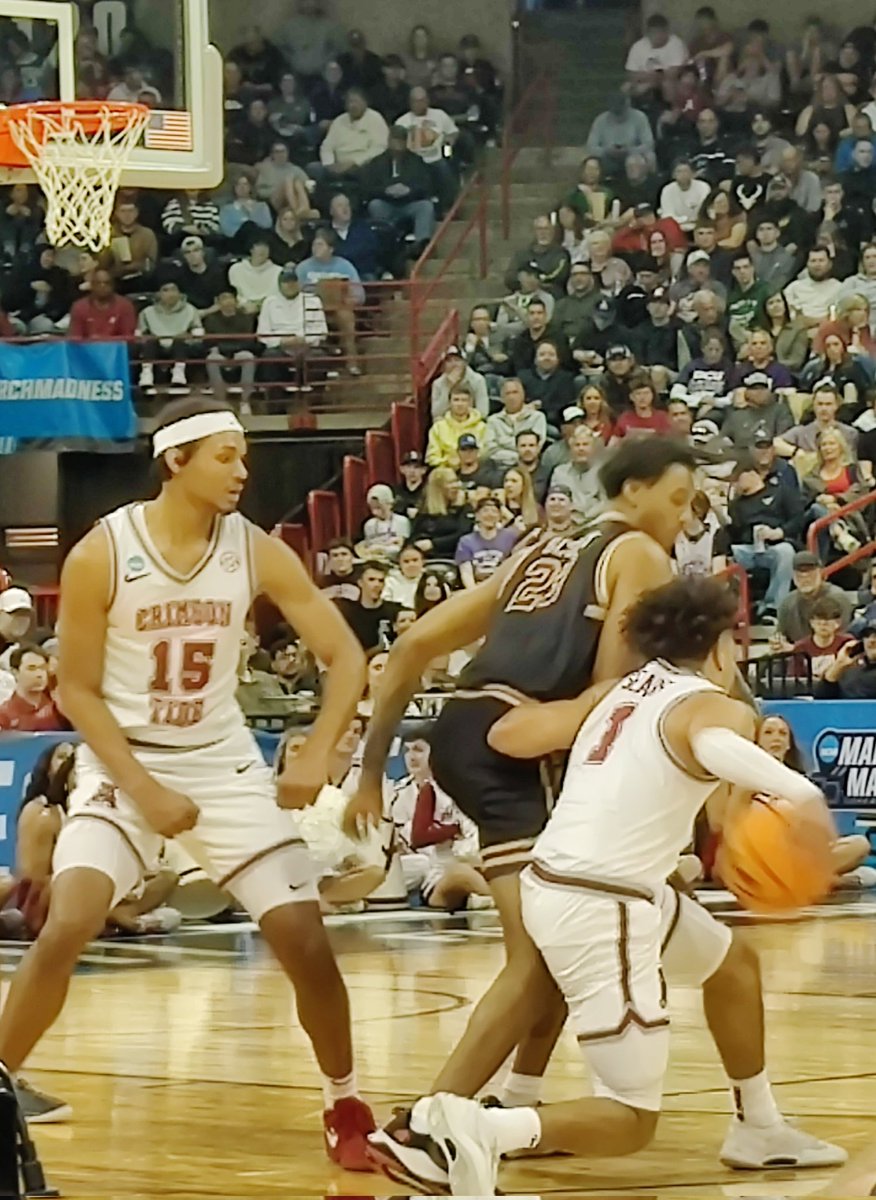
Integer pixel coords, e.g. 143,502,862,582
717,796,835,913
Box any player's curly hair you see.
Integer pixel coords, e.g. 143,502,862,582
599,437,698,498
623,576,738,665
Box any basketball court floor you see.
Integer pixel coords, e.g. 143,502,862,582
9,897,876,1199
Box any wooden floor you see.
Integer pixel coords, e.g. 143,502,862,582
8,898,876,1199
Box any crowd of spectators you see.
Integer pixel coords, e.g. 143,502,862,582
0,5,502,398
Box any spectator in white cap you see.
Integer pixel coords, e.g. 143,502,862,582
0,586,33,703
541,404,586,474
720,371,794,450
357,484,411,560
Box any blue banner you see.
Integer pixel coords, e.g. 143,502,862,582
762,700,876,812
0,341,135,442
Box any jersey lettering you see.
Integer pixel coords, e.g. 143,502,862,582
505,531,601,614
149,639,217,726
135,600,232,633
584,703,637,763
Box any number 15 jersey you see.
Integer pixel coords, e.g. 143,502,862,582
99,503,255,747
533,659,719,892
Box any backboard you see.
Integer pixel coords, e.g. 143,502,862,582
0,0,223,189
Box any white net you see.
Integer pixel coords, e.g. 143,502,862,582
5,104,150,252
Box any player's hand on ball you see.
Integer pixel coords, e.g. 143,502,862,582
278,747,328,810
342,780,383,841
139,785,200,837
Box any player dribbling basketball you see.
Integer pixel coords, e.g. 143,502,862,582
0,398,376,1170
379,576,839,1197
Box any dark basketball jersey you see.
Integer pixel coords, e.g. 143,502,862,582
457,515,635,702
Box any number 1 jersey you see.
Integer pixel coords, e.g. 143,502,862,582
533,660,720,892
99,503,255,747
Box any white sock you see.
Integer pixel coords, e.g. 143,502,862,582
482,1104,542,1155
730,1070,781,1127
322,1068,357,1108
500,1070,543,1108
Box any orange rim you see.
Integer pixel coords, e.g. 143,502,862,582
0,100,150,168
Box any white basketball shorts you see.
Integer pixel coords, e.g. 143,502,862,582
52,728,318,921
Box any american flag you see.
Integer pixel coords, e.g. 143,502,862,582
144,110,193,152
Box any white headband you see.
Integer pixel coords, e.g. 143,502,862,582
153,412,245,458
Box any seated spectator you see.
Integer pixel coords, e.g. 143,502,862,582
518,341,577,428
586,91,655,175
757,172,812,251
504,215,571,298
784,247,843,329
613,152,661,217
394,450,428,521
612,202,685,259
670,252,727,323
556,205,588,265
687,220,733,288
749,110,792,173
713,43,782,113
463,305,511,383
0,645,65,732
775,381,859,459
329,193,380,281
561,157,616,225
107,63,161,105
616,255,665,330
316,88,389,183
727,251,771,349
335,561,399,652
229,25,288,93
500,466,540,533
257,264,328,386
789,595,856,679
837,242,876,326
549,425,604,523
219,174,273,248
780,146,825,215
383,542,426,608
553,261,601,347
800,332,871,417
455,497,519,588
543,482,577,535
579,385,615,444
405,24,438,91
630,286,683,383
319,539,360,602
268,636,322,695
430,345,489,420
677,330,735,408
203,289,258,412
659,157,710,232
516,429,552,503
223,59,257,122
655,63,711,147
728,145,770,215
13,246,72,335
598,342,642,415
755,291,810,374
236,635,288,715
495,267,556,330
817,293,876,357
410,467,473,558
68,268,137,340
684,108,736,187
542,404,585,474
396,87,459,210
414,570,453,617
266,208,308,269
137,281,204,391
310,59,346,133
358,484,411,561
161,191,221,248
229,238,282,314
821,174,874,249
456,435,500,501
585,227,632,295
722,372,794,449
102,199,158,293
174,237,229,316
371,55,411,127
625,13,689,105
484,377,547,470
778,550,853,644
749,217,797,292
227,98,277,166
338,28,383,92
426,383,486,469
613,373,673,440
429,53,488,150
802,429,869,556
729,466,806,623
458,33,501,141
815,624,876,699
795,73,857,143
362,125,437,252
731,330,792,394
0,184,40,264
267,72,315,156
296,228,364,373
750,432,800,498
509,300,572,375
851,561,876,632
255,142,319,220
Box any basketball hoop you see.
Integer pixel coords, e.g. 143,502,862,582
0,101,151,252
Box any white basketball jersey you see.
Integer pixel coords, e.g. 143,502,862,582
99,503,255,747
534,660,720,891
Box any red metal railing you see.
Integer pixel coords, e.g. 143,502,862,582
500,71,555,240
365,429,395,488
342,455,369,541
806,489,876,577
719,562,751,657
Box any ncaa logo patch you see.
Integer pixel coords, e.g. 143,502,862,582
126,555,145,574
220,551,241,573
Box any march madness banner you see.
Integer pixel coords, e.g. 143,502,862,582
0,341,136,448
764,700,876,810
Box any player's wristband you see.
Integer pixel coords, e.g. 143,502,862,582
690,727,823,807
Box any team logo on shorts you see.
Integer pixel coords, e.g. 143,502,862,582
220,551,241,573
89,783,118,809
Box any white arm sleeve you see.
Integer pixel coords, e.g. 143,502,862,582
690,726,823,806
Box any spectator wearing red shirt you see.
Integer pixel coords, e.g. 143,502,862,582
0,644,66,732
791,597,855,681
68,268,137,340
613,373,673,440
612,202,686,258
